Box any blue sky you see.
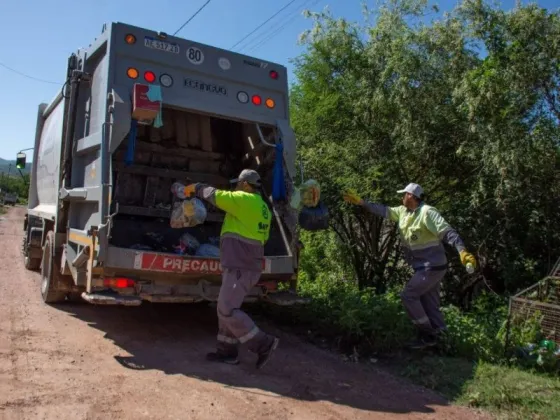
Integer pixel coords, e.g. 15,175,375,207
0,0,556,161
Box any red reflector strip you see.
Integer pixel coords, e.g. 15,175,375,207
103,277,135,288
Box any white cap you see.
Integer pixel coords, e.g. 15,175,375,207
397,183,424,198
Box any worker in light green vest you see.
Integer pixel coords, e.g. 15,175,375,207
173,169,278,369
343,183,477,349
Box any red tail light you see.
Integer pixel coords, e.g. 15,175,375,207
144,71,156,83
104,277,135,288
269,70,278,80
252,95,262,105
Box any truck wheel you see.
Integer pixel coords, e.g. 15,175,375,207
41,232,67,304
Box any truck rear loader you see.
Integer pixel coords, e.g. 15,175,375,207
20,22,305,307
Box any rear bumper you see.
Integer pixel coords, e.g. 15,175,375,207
81,285,309,306
79,247,304,306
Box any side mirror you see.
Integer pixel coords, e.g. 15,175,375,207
16,152,26,170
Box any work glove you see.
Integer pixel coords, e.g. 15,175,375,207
459,250,477,269
183,184,196,198
171,182,196,199
342,189,363,206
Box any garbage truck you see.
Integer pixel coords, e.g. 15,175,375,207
19,22,306,306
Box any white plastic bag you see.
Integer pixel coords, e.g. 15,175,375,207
170,197,207,228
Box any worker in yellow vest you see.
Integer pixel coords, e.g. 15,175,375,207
343,183,477,349
174,169,278,369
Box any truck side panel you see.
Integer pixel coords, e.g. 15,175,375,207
68,38,112,233
34,99,65,215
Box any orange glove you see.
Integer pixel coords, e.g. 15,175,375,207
183,184,196,198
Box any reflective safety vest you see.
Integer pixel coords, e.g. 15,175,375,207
363,201,465,271
214,190,271,245
388,204,451,251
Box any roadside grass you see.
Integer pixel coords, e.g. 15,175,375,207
392,355,560,420
253,295,560,420
0,205,6,215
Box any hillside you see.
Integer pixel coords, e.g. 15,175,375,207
0,158,31,175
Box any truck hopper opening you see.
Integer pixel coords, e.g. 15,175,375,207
108,107,290,258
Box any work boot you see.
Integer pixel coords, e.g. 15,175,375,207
256,336,280,369
206,349,240,365
406,331,437,350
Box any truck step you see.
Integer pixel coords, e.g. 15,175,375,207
81,292,142,306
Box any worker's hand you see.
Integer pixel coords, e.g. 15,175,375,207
342,189,363,206
171,182,196,199
459,250,477,268
183,184,196,198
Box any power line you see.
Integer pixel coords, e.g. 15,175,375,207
173,0,212,36
230,0,300,51
0,61,61,85
245,0,323,54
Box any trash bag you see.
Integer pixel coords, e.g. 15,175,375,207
289,187,301,210
179,233,200,254
170,197,207,228
298,201,329,231
195,243,220,258
300,179,321,208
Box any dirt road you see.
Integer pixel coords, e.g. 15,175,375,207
0,207,489,419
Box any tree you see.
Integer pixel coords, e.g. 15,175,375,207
292,0,560,303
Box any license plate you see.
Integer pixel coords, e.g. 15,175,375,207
144,37,180,54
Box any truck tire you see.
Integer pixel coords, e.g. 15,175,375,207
22,235,41,271
40,232,67,304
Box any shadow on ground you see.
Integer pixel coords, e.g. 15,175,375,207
57,301,466,416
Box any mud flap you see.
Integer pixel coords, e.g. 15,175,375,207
261,291,310,306
81,292,142,306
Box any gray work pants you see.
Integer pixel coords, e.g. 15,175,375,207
216,268,272,354
400,269,447,335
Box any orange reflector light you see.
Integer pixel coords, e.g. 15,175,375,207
103,277,135,288
125,34,136,45
265,98,275,109
252,95,262,105
127,68,139,79
144,71,156,83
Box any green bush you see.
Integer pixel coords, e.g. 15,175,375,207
294,237,558,374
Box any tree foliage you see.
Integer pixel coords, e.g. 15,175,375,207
291,0,560,303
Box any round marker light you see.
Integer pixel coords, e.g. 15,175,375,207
237,91,249,104
160,74,173,87
125,34,136,45
251,95,262,106
144,71,156,83
127,67,139,79
269,70,279,80
265,98,275,109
